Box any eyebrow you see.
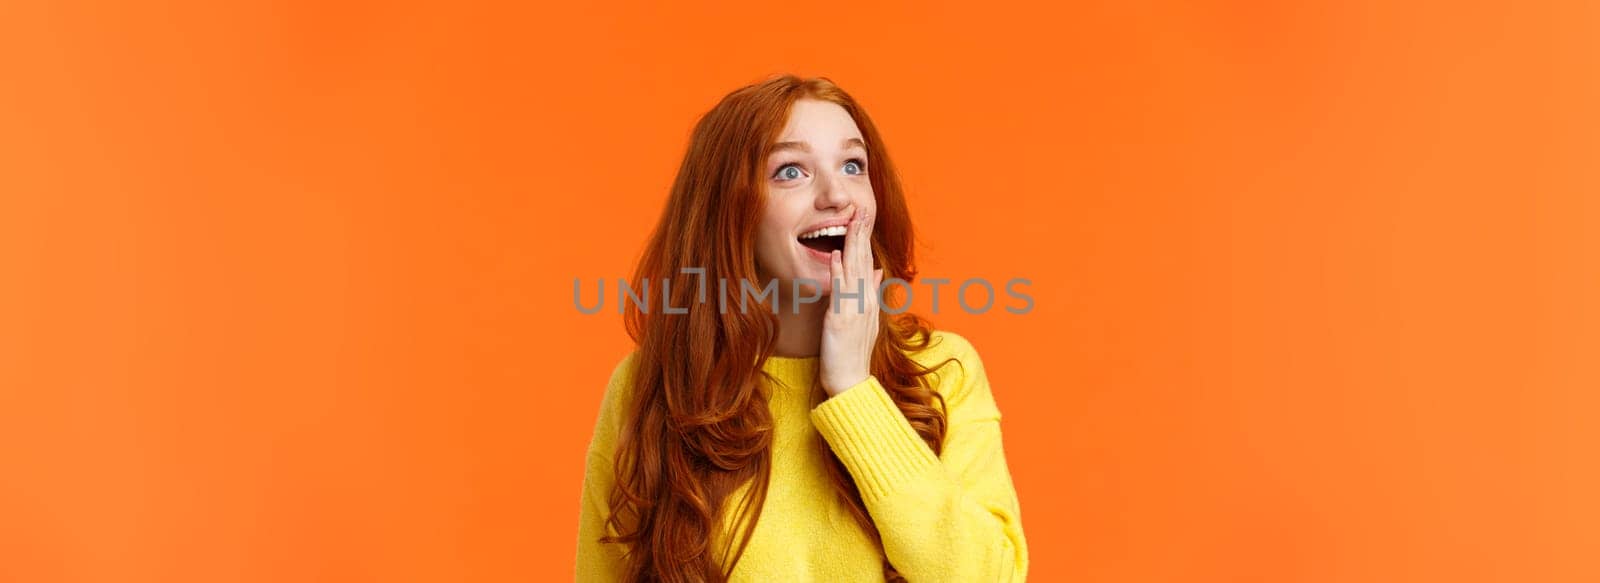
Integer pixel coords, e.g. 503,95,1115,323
770,137,868,154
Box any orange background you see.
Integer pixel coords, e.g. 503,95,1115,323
3,1,1598,581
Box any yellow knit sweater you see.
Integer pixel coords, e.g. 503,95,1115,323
575,331,1028,581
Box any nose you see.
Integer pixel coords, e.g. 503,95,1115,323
814,171,852,211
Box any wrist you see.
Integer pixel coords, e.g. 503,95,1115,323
822,373,870,397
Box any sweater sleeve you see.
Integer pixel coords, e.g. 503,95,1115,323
809,332,1029,582
574,354,634,582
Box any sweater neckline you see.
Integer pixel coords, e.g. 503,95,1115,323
761,354,819,380
765,354,819,361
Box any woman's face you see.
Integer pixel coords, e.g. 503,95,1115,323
754,98,877,297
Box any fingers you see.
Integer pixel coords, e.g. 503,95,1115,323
829,249,843,291
847,207,874,290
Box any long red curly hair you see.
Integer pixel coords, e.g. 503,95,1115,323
601,75,949,582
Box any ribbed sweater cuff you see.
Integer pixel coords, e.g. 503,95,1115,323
810,376,941,501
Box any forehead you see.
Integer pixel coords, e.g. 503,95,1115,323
776,98,864,144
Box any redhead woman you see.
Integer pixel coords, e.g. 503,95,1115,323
575,75,1028,582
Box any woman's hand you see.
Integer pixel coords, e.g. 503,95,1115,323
819,207,883,397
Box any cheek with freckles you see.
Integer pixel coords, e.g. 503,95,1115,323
754,205,799,279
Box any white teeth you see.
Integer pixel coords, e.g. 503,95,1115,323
799,225,848,239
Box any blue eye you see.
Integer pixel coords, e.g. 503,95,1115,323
842,159,866,175
774,164,803,181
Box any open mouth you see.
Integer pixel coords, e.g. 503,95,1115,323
798,226,847,255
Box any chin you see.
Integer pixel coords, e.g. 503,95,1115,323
779,268,832,299
789,277,832,297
